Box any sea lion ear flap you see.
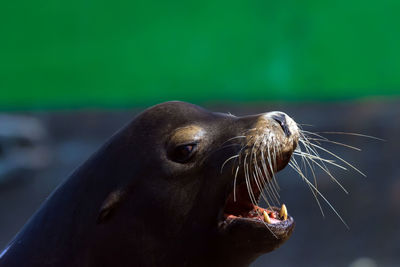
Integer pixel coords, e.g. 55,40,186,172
97,189,127,224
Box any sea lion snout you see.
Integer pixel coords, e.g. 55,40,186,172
262,111,300,161
235,111,299,173
267,111,297,138
260,111,299,140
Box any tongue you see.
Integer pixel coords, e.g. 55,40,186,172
224,206,282,224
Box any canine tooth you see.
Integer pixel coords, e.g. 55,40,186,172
280,204,288,220
263,211,271,224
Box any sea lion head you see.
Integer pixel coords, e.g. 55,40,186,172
94,101,299,266
0,101,300,267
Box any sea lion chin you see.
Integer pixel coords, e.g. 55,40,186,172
0,101,299,267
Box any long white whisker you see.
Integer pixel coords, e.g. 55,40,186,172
290,156,325,216
220,155,240,173
299,136,345,185
293,151,347,170
306,138,362,151
315,131,385,141
289,162,349,229
252,150,272,206
297,154,349,194
244,154,258,206
308,142,366,177
292,155,325,217
267,140,279,190
221,135,247,146
233,165,240,202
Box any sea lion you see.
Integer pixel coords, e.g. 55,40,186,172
0,101,299,267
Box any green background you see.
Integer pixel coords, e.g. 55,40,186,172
1,0,399,110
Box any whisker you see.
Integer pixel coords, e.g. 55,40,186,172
256,166,276,207
297,154,349,194
244,154,258,206
301,130,329,141
220,155,240,173
266,142,280,199
306,138,362,151
315,131,385,141
299,136,344,184
307,142,366,177
251,149,265,196
290,157,325,216
289,162,349,229
293,151,348,170
259,149,277,206
297,123,314,127
220,135,247,146
233,165,240,202
292,155,325,217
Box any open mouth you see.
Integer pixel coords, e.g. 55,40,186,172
215,113,298,244
218,178,293,234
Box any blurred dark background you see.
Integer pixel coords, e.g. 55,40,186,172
0,0,399,266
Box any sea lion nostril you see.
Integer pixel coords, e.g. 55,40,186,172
271,113,291,137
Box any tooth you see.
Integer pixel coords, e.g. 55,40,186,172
263,211,271,224
280,204,288,220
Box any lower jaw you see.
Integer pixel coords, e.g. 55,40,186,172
215,207,295,263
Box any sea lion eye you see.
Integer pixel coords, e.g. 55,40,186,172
169,143,197,163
